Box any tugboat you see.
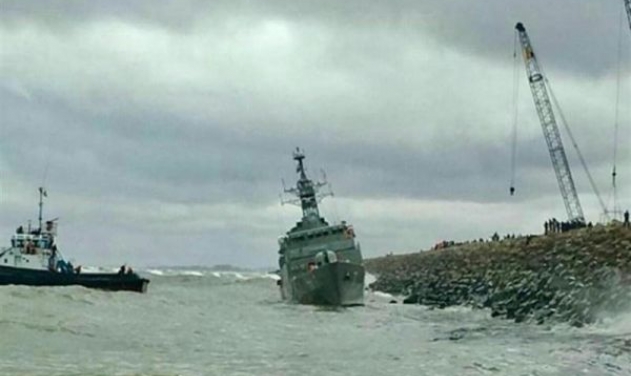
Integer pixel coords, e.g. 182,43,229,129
0,188,149,293
277,148,365,306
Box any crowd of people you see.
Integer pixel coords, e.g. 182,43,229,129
543,218,588,235
432,233,518,250
543,210,630,234
429,210,629,252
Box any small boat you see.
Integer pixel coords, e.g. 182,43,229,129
277,148,365,306
0,188,149,293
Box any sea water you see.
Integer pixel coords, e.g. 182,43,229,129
1,269,629,376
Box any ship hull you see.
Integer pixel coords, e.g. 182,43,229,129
283,262,365,306
0,265,149,293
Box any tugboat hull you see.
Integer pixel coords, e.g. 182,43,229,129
0,265,149,293
284,262,365,306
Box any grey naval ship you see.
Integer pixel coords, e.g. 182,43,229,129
277,148,365,306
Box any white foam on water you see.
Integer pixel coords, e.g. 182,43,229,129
592,310,631,336
365,272,376,288
137,268,280,282
264,273,281,281
212,271,277,281
372,291,396,299
180,271,204,277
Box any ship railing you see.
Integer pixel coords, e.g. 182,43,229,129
287,225,348,239
11,233,53,249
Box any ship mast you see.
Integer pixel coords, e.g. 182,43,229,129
282,148,331,221
38,187,47,231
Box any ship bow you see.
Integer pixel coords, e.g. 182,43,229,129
313,262,365,306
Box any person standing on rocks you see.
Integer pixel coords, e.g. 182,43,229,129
624,210,630,228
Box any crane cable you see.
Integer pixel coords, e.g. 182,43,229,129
510,30,520,196
543,72,610,221
609,3,625,220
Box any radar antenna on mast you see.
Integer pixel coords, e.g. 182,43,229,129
280,148,332,221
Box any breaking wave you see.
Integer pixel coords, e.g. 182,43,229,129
137,267,280,285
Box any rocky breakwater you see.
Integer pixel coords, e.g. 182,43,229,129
366,223,631,326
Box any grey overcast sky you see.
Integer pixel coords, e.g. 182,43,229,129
1,0,629,268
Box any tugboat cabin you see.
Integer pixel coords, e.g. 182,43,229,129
1,220,74,273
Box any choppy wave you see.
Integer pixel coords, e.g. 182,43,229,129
365,272,377,286
181,270,204,277
590,309,631,337
146,269,164,276
2,266,630,376
139,267,280,285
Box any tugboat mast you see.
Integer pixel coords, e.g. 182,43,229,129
38,187,46,231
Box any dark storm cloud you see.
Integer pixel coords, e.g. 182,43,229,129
0,86,283,206
2,0,627,76
4,81,611,211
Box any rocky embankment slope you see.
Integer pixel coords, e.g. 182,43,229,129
366,223,631,326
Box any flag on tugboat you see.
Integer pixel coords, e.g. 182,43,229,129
39,187,47,197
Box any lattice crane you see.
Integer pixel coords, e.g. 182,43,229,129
514,22,586,224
